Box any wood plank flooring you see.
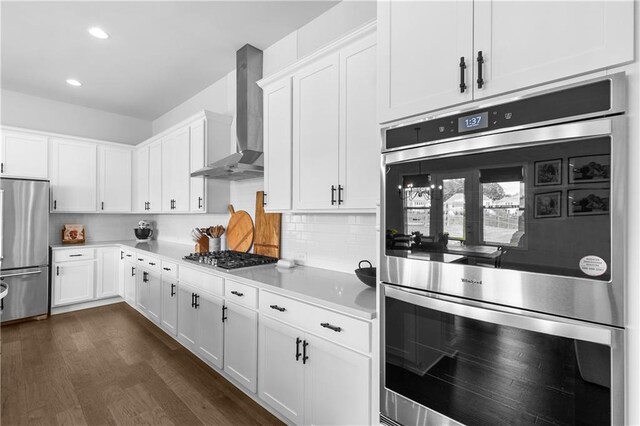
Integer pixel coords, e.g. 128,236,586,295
1,302,283,426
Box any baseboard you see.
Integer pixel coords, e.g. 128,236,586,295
51,297,125,315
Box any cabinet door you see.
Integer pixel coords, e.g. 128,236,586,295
263,78,292,211
136,269,149,312
146,272,161,324
339,34,379,210
134,146,149,212
98,145,132,212
50,138,97,212
303,336,371,426
177,284,197,350
189,119,206,212
1,131,48,179
148,142,162,213
223,302,258,393
259,316,304,424
196,292,224,369
53,261,95,306
377,0,473,123
96,247,119,299
162,128,190,212
292,55,340,211
124,261,137,307
161,277,178,335
473,1,634,100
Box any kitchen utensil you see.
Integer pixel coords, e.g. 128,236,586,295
253,191,281,258
355,260,376,287
226,205,254,252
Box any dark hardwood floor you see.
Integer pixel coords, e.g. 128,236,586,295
1,302,282,425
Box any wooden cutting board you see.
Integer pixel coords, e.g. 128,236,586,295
253,191,281,258
227,205,254,252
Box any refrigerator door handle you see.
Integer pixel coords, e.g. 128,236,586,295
0,270,43,279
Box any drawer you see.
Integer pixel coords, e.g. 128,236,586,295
224,280,258,309
136,254,161,272
53,248,95,262
179,265,224,297
122,249,135,261
161,260,178,278
260,290,304,325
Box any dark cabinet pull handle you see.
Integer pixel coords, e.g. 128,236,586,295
198,197,203,209
163,267,171,271
194,294,200,309
170,283,176,297
131,266,135,277
143,271,149,283
338,185,344,205
230,290,244,297
320,322,342,332
302,340,309,364
138,258,144,261
263,193,267,206
269,304,285,312
477,51,485,89
126,254,132,258
331,185,336,205
295,337,302,361
101,201,104,210
53,200,57,210
120,251,124,260
0,162,3,173
149,262,156,266
191,293,195,308
222,305,228,322
56,266,60,276
459,57,467,93
69,254,83,257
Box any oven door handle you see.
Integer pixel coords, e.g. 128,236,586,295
384,285,613,345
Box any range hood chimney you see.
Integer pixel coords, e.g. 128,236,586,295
191,44,264,180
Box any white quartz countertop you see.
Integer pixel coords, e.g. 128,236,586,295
51,240,377,320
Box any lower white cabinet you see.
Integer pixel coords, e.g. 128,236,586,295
177,284,198,349
123,258,137,306
161,276,178,336
136,268,161,324
96,247,120,299
53,260,95,306
224,301,259,393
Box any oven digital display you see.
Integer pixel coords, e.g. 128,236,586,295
458,112,489,132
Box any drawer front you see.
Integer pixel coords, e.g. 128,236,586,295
161,260,178,278
259,290,304,326
302,305,371,353
225,280,258,309
179,265,224,297
53,248,95,262
136,254,161,272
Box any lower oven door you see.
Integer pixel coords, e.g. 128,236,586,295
380,284,624,426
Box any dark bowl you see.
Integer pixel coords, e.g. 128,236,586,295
134,228,152,240
355,260,376,287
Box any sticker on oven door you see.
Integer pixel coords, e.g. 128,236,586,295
579,256,607,276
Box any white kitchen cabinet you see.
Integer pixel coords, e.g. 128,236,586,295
98,145,132,212
123,258,137,307
0,130,48,179
96,247,120,299
137,268,160,324
196,291,224,369
50,138,97,212
177,283,198,350
161,276,178,336
293,55,340,210
224,301,258,393
259,316,304,424
136,269,149,312
189,119,206,212
378,0,634,123
377,0,473,123
135,141,163,213
162,127,190,212
148,142,162,213
134,145,150,212
53,260,95,306
262,78,293,211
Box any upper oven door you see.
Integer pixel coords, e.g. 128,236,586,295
381,116,626,326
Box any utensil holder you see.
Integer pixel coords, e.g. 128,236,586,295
210,237,221,252
195,235,209,253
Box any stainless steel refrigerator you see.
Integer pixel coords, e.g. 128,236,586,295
0,178,49,322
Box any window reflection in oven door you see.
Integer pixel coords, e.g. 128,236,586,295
381,284,624,426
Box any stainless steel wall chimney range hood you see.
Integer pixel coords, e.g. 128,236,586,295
191,44,264,180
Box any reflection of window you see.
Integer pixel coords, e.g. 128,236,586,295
443,178,466,240
400,174,432,235
480,167,525,247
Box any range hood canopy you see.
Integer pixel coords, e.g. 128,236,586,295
191,44,264,180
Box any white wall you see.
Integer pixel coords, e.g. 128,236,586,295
1,89,151,144
49,214,152,244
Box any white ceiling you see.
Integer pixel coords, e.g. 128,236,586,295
1,1,339,120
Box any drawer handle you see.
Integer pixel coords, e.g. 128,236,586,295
138,258,144,261
269,304,286,312
320,322,342,333
69,254,83,257
126,254,132,258
295,337,302,361
163,267,171,271
149,262,156,266
231,291,244,297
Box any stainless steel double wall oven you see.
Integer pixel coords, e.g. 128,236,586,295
380,73,627,426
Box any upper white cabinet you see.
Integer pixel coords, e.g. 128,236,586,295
262,78,293,211
378,0,634,123
162,127,191,212
134,145,150,212
50,138,97,212
0,130,48,179
98,145,132,212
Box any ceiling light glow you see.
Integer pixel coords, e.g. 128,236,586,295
88,27,109,39
66,79,82,87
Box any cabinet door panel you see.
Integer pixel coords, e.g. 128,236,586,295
99,146,132,212
378,0,473,123
263,79,292,211
293,56,340,210
96,247,119,299
196,292,224,369
162,128,190,212
339,35,379,210
177,284,197,350
223,302,258,393
148,142,162,213
134,146,149,212
53,261,95,306
189,120,206,212
136,270,148,312
146,272,161,324
1,131,48,179
259,316,304,424
51,139,97,212
303,336,371,426
473,0,634,99
161,277,178,335
124,261,137,306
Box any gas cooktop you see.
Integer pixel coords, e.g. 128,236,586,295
183,250,278,270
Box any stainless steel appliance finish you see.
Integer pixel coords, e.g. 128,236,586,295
183,250,277,270
0,178,50,322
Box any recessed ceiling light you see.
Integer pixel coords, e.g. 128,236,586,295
66,79,82,87
88,27,109,39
